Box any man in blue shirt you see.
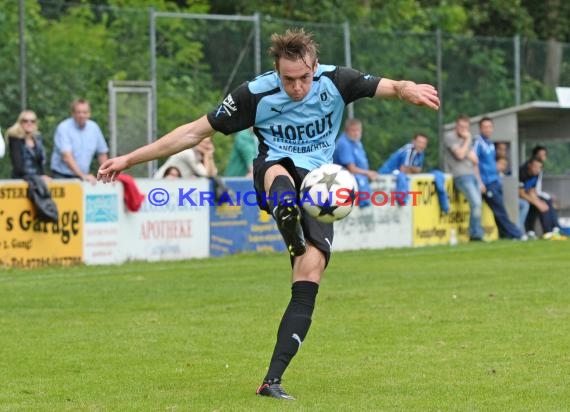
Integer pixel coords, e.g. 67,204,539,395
378,133,429,206
51,99,109,183
97,28,440,400
379,133,427,175
474,117,523,239
333,118,378,206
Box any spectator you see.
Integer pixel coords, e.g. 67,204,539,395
519,156,562,238
225,127,257,177
6,110,50,181
162,166,182,179
378,133,428,175
154,137,218,179
50,99,109,183
154,137,231,201
333,118,377,207
444,115,485,241
496,156,509,177
531,145,551,202
494,142,511,175
474,117,523,239
378,133,430,207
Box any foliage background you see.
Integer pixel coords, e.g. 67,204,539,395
1,0,570,178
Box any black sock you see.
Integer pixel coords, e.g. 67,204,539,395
264,281,319,383
267,175,296,214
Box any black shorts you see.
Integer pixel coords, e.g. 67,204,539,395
253,157,334,266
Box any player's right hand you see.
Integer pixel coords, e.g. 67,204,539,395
97,156,129,183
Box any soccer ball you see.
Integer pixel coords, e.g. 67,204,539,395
300,163,358,223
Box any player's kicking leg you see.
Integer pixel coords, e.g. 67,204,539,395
256,245,326,400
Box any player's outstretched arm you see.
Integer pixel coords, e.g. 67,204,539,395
97,116,215,183
375,78,440,111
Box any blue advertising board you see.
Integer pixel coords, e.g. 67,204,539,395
210,178,285,256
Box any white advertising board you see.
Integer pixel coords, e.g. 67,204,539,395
333,176,413,251
122,178,210,261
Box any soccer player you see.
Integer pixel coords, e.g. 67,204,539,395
97,28,440,400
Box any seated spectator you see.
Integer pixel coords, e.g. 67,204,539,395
162,166,182,179
496,156,509,177
154,137,231,201
378,133,445,209
474,117,523,239
225,128,257,177
50,99,109,183
494,142,511,175
530,145,553,203
6,110,50,181
378,133,428,175
519,157,562,239
154,137,217,179
333,118,377,207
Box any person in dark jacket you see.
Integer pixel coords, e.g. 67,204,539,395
6,110,50,182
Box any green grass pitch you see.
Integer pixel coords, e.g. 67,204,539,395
1,241,569,411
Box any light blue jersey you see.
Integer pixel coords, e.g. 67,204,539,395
207,65,380,171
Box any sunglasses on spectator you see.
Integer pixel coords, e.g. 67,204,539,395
21,119,37,123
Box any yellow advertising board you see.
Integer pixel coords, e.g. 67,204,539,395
411,175,498,247
0,180,83,268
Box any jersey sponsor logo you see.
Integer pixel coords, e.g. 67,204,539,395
269,111,333,141
215,94,238,117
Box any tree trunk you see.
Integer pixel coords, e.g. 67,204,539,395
543,37,562,87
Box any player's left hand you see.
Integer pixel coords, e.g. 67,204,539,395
402,83,440,111
97,156,129,183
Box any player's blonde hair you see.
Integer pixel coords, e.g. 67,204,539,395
269,28,319,71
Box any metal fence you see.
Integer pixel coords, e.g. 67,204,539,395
1,1,569,178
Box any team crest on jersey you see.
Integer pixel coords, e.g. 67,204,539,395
320,92,328,102
215,94,238,117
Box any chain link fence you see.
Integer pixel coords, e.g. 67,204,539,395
1,2,569,178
